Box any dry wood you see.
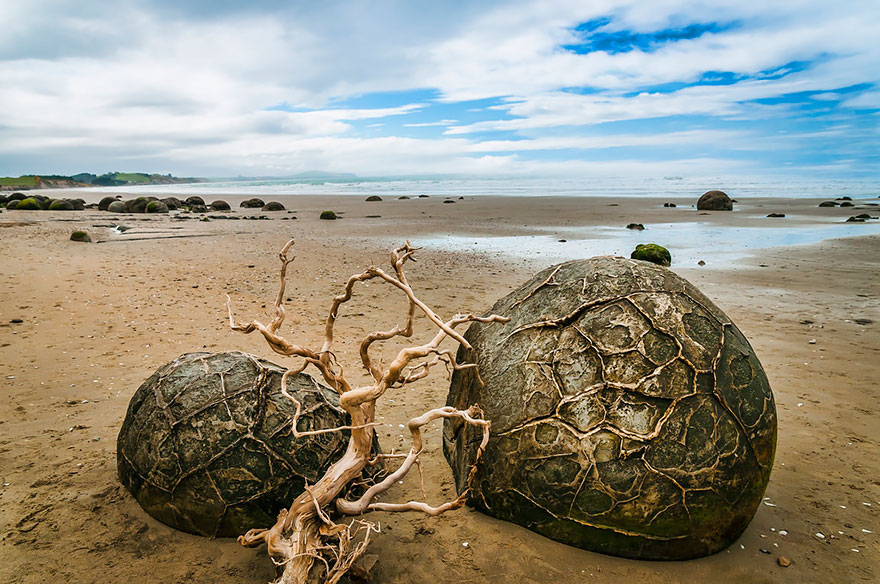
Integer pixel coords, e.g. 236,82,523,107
227,239,508,584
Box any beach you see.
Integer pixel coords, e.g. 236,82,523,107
1,191,878,583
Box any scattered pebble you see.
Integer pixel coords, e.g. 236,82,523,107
10,318,23,323
779,530,788,536
815,532,825,539
759,548,771,554
777,556,791,567
462,542,469,548
808,339,816,344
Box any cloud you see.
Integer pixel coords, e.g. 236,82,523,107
0,0,877,177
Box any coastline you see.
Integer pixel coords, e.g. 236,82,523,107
0,194,877,582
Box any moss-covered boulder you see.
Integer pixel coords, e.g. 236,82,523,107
99,196,119,211
117,351,381,537
15,198,41,210
261,201,285,211
444,257,777,560
107,201,128,213
70,230,92,242
320,210,337,220
146,200,169,213
697,190,733,211
49,199,75,211
631,243,671,266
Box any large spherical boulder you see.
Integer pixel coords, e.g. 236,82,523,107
48,199,75,211
262,201,286,211
107,201,128,213
146,200,169,213
697,190,733,211
210,200,231,211
444,257,776,560
185,196,206,207
240,198,265,208
118,351,378,537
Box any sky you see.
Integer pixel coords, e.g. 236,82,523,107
0,0,878,179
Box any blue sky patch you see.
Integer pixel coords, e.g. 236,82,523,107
563,21,734,54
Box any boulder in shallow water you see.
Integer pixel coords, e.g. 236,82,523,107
631,243,672,266
697,190,733,211
444,257,776,560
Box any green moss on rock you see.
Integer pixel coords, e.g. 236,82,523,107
320,210,337,220
49,199,75,211
70,230,91,242
15,198,41,210
631,243,672,266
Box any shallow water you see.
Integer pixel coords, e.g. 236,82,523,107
412,220,880,267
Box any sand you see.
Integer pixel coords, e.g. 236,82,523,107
1,192,878,583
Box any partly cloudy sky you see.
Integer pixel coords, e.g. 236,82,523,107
1,0,878,178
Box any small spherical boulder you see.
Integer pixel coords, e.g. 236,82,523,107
262,201,285,211
146,200,169,213
444,257,776,560
210,200,231,211
240,198,265,208
320,210,337,220
70,230,91,242
365,195,382,202
631,243,671,266
118,351,378,537
185,196,206,207
99,196,119,211
49,199,75,211
15,198,41,210
697,190,733,211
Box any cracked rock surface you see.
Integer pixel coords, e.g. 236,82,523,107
444,257,776,560
117,351,356,537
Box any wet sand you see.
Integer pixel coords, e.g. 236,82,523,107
0,193,878,583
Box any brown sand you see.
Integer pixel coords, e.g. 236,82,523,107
1,193,877,583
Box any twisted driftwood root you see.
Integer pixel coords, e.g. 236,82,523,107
227,240,508,584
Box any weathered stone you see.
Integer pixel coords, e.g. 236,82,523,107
444,257,776,560
185,196,206,206
320,210,337,220
365,195,382,202
70,230,91,242
261,201,285,211
697,190,733,211
107,201,128,213
240,198,265,208
210,200,231,211
99,196,120,210
49,199,76,211
146,200,169,213
818,201,838,207
118,351,380,537
631,243,672,266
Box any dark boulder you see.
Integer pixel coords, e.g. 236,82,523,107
161,197,183,210
444,257,776,560
146,201,170,213
99,196,119,211
240,198,265,208
117,351,381,537
210,200,231,211
185,196,206,206
48,199,76,211
696,190,733,211
107,201,128,213
261,202,285,211
631,243,672,266
70,230,91,242
626,223,645,230
365,195,383,202
818,201,838,207
320,210,337,220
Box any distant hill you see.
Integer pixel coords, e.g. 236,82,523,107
0,172,204,190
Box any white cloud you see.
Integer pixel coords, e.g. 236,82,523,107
0,0,877,176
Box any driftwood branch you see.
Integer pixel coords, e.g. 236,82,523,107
226,239,508,584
